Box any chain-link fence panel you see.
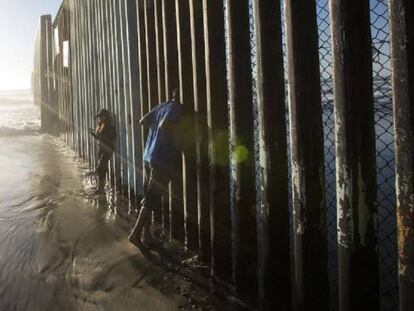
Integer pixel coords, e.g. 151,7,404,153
370,1,398,310
315,1,338,309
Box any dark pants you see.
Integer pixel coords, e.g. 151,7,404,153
97,152,111,181
141,162,171,212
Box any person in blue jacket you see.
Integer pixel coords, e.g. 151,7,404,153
129,89,184,247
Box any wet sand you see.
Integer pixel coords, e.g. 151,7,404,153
0,134,220,311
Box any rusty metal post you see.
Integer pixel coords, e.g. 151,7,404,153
54,19,59,138
85,0,92,163
53,12,59,137
80,0,88,159
119,0,133,196
95,0,111,180
330,1,379,310
75,0,83,156
124,0,143,198
93,0,101,122
75,0,83,157
39,15,52,133
125,0,137,198
155,0,168,225
64,4,73,148
62,6,68,140
117,0,134,195
114,0,124,190
79,0,86,158
389,0,414,310
225,0,257,302
108,0,120,189
160,0,172,233
202,0,232,283
102,0,112,185
115,0,127,190
154,0,167,221
176,0,198,252
189,0,210,264
68,0,79,154
52,17,59,137
109,0,118,186
162,0,184,242
145,0,163,223
61,13,66,140
64,3,70,145
80,0,87,159
144,0,158,112
253,0,291,309
82,1,89,164
77,0,86,159
154,0,166,102
85,0,94,168
76,0,84,169
77,0,84,155
90,0,98,174
63,4,70,143
33,22,39,127
43,14,53,134
136,0,149,192
141,0,170,222
62,8,67,141
70,0,77,152
61,7,67,141
42,14,49,133
81,2,90,162
162,0,178,98
284,1,329,310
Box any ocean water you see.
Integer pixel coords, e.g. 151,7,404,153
0,90,40,136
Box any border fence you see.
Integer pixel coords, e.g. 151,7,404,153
32,1,413,310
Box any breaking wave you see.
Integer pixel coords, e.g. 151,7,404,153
0,89,40,136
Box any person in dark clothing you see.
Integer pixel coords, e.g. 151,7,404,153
129,89,184,248
90,109,116,194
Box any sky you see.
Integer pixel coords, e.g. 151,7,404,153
0,0,61,91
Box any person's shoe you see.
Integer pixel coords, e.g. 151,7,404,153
128,232,143,248
129,207,150,248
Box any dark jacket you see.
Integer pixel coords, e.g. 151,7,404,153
91,118,116,155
